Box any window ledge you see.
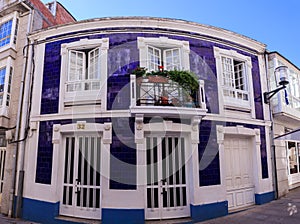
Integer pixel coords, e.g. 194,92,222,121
130,105,207,119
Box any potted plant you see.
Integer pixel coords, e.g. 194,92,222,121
130,66,199,94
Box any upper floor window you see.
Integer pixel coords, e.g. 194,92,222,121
214,47,255,117
60,38,109,111
0,63,13,109
147,46,181,71
0,20,12,47
287,69,300,110
67,48,101,92
0,12,19,50
138,37,190,72
221,56,249,101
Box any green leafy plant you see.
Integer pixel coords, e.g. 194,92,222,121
131,67,199,94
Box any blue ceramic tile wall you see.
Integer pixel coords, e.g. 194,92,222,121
38,29,267,187
110,117,136,190
36,120,72,184
198,120,268,187
41,30,264,118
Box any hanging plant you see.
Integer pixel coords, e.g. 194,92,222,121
130,67,199,94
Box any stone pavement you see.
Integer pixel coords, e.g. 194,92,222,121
198,187,300,224
0,213,37,224
0,187,299,223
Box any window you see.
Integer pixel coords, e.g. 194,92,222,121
0,13,19,50
67,48,101,92
138,37,190,72
221,56,248,101
147,46,181,71
60,38,109,110
0,19,12,47
287,141,300,175
0,65,12,108
286,69,300,110
214,47,254,117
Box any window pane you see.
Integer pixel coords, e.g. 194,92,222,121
288,142,298,174
147,46,161,71
164,48,181,70
88,48,100,80
0,20,13,47
68,50,85,82
222,57,234,88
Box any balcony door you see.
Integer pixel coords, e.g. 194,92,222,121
145,135,190,220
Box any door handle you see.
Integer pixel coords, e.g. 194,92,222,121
161,180,167,195
75,179,81,194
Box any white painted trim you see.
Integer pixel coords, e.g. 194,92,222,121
31,43,45,117
29,18,266,53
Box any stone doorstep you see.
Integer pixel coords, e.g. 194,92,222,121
55,216,101,224
145,217,193,224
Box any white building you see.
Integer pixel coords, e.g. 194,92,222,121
18,17,275,223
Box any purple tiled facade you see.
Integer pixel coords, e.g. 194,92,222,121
37,29,267,190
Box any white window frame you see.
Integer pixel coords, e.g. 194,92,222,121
60,38,109,112
287,141,300,175
137,37,190,71
0,12,18,52
0,56,13,117
214,46,255,118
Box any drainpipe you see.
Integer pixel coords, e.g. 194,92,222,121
7,1,33,218
265,52,279,200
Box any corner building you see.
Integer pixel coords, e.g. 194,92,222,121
23,17,274,223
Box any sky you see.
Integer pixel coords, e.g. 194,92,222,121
43,0,300,68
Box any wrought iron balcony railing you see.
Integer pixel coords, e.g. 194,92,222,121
130,75,206,109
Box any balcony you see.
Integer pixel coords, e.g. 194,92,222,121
130,74,207,118
272,91,300,123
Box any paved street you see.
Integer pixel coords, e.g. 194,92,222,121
198,187,300,224
0,214,36,224
0,187,299,223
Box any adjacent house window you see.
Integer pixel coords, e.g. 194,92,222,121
287,141,300,175
60,38,109,110
0,13,18,49
0,66,12,107
287,69,300,110
214,47,254,117
138,37,190,71
0,19,12,47
0,67,6,105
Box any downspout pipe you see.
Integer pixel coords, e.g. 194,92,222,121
7,1,33,218
264,51,279,200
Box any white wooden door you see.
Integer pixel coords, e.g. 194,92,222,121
60,136,101,219
224,136,255,211
145,135,190,220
